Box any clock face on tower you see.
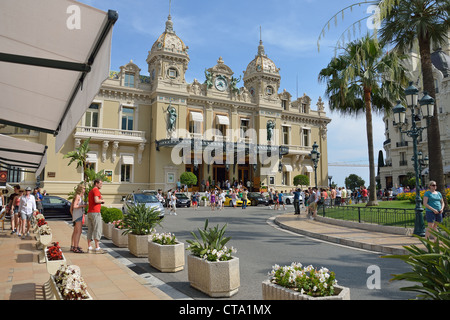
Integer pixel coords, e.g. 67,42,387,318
215,75,228,92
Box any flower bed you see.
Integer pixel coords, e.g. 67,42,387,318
151,232,177,245
52,265,91,300
267,262,344,298
46,242,63,261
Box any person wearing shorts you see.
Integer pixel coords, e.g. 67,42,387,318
423,181,444,240
18,187,36,239
87,179,105,253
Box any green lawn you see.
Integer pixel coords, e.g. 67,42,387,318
321,200,449,229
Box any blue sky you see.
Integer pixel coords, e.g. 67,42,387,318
79,0,386,187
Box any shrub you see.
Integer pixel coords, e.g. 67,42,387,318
383,225,450,300
121,203,163,235
186,219,236,262
101,207,123,223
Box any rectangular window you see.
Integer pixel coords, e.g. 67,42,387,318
85,103,99,127
7,166,22,183
240,119,250,138
121,164,132,182
282,100,287,110
302,129,310,147
122,107,134,131
124,73,135,88
189,121,201,134
282,126,289,145
282,172,289,185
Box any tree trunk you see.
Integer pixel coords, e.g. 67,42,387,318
418,36,447,209
364,88,378,206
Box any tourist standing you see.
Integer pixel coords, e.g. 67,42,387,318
8,185,20,234
293,188,301,215
210,191,216,211
87,179,105,254
242,188,248,209
71,184,87,253
170,192,177,215
423,181,444,240
18,187,36,239
191,192,198,210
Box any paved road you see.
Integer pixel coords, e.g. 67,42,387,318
100,205,416,300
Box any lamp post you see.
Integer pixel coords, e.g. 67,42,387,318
393,82,435,237
310,142,320,188
412,151,429,188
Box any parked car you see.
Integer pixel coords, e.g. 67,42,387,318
174,193,191,207
122,192,165,218
224,194,251,207
247,192,269,206
142,190,165,206
41,195,72,220
281,192,303,205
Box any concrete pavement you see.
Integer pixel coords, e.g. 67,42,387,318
0,209,425,300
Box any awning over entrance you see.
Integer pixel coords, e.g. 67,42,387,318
304,165,313,173
0,0,118,152
0,134,47,177
283,164,293,172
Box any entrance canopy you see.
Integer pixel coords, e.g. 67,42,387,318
0,0,118,152
0,134,47,177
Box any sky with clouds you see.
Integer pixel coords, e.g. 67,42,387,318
79,0,387,187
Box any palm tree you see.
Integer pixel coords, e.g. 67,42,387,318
378,0,450,206
319,35,408,206
63,137,91,183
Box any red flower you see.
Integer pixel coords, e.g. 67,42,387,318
47,242,63,261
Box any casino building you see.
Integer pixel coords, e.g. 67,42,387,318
1,13,331,206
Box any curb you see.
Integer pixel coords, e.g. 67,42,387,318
273,216,409,255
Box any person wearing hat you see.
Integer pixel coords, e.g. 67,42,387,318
18,187,37,239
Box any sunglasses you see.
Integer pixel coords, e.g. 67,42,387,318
430,184,436,187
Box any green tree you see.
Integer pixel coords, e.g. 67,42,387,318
345,174,365,190
293,175,310,188
180,171,198,188
318,34,408,206
63,137,91,184
378,0,450,209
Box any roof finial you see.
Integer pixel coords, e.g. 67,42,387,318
165,0,174,33
169,0,172,18
258,26,265,56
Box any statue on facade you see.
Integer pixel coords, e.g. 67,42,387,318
230,75,241,94
204,69,213,89
167,104,177,132
267,120,275,142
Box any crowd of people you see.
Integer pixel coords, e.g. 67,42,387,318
0,185,45,239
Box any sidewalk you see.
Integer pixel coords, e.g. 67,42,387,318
274,212,425,255
0,220,172,300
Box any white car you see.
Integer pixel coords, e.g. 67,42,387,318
281,193,294,204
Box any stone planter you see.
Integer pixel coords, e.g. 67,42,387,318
112,228,128,248
45,249,67,275
37,233,53,263
261,279,350,300
102,221,113,239
127,233,150,257
148,241,184,272
187,254,240,297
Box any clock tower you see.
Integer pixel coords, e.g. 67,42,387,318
243,39,281,106
146,14,190,91
205,57,235,95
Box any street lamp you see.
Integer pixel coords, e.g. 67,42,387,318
412,151,429,188
310,142,320,188
393,82,435,237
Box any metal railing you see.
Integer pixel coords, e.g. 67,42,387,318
317,199,416,228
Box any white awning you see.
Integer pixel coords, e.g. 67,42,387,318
283,164,293,172
216,115,230,126
0,0,118,152
190,112,204,122
121,155,134,165
304,165,313,173
0,134,47,177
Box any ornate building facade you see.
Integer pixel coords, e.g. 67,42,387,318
379,36,450,190
1,14,331,206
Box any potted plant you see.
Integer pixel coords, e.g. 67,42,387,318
45,242,67,275
186,219,239,297
262,262,350,300
201,196,208,207
101,207,123,240
148,232,185,272
37,224,53,263
111,219,128,248
47,264,92,300
121,204,163,257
